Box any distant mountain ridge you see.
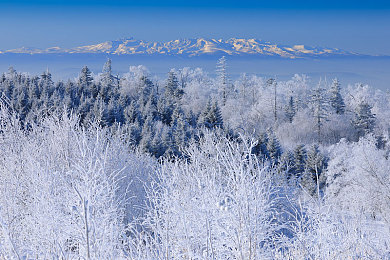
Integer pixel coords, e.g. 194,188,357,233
0,37,365,58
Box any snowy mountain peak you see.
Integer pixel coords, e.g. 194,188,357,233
1,38,361,58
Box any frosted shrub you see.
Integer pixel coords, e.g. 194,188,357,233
0,106,153,259
131,131,279,259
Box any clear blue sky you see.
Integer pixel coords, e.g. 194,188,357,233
1,0,389,55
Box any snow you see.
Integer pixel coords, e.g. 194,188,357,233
1,37,359,58
0,59,389,258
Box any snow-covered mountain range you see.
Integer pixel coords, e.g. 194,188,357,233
0,37,363,58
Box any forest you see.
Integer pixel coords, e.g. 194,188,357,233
0,57,389,259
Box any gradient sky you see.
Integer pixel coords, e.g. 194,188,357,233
1,0,389,55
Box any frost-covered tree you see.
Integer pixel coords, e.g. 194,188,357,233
310,80,329,143
101,58,113,87
165,71,184,101
292,144,306,178
285,96,296,123
78,66,93,88
216,56,230,105
198,100,224,129
326,135,390,222
305,144,326,176
266,131,282,164
267,78,278,122
131,131,278,259
301,144,326,194
251,133,269,159
329,78,345,115
0,106,154,259
352,101,376,138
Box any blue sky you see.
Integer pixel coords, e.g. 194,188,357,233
1,0,389,55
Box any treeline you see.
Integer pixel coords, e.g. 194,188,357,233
0,61,225,159
1,58,387,193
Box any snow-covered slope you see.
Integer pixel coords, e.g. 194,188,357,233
0,37,361,58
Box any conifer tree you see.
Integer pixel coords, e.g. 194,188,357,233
124,101,141,124
285,96,296,123
279,150,294,177
267,78,278,122
329,78,345,115
197,100,211,128
251,133,269,159
305,144,326,176
292,144,306,177
139,114,155,154
199,100,224,129
310,80,329,143
40,70,54,97
162,126,176,158
150,125,165,158
138,76,154,107
353,101,376,138
141,92,158,121
301,144,327,195
216,56,229,105
102,58,113,87
78,66,93,88
157,96,173,125
266,131,282,164
212,101,224,128
173,112,189,150
165,71,183,101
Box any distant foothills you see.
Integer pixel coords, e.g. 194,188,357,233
0,37,376,59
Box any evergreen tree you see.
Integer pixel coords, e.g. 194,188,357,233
310,81,329,143
171,106,184,127
103,99,118,126
157,96,173,125
40,70,54,97
126,121,142,146
4,80,14,100
199,100,224,129
301,144,327,195
279,150,294,176
78,66,93,88
124,101,141,124
251,133,269,159
353,101,376,138
305,144,326,176
165,71,184,101
7,66,16,78
157,72,184,125
266,131,282,164
162,126,176,158
285,96,296,123
329,78,345,115
186,110,198,129
90,98,105,125
173,112,189,150
15,89,29,121
292,144,306,177
216,56,229,105
139,114,155,154
77,94,91,124
267,78,278,122
138,76,154,107
210,101,223,129
101,58,113,87
198,100,211,128
150,124,165,158
142,92,158,121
